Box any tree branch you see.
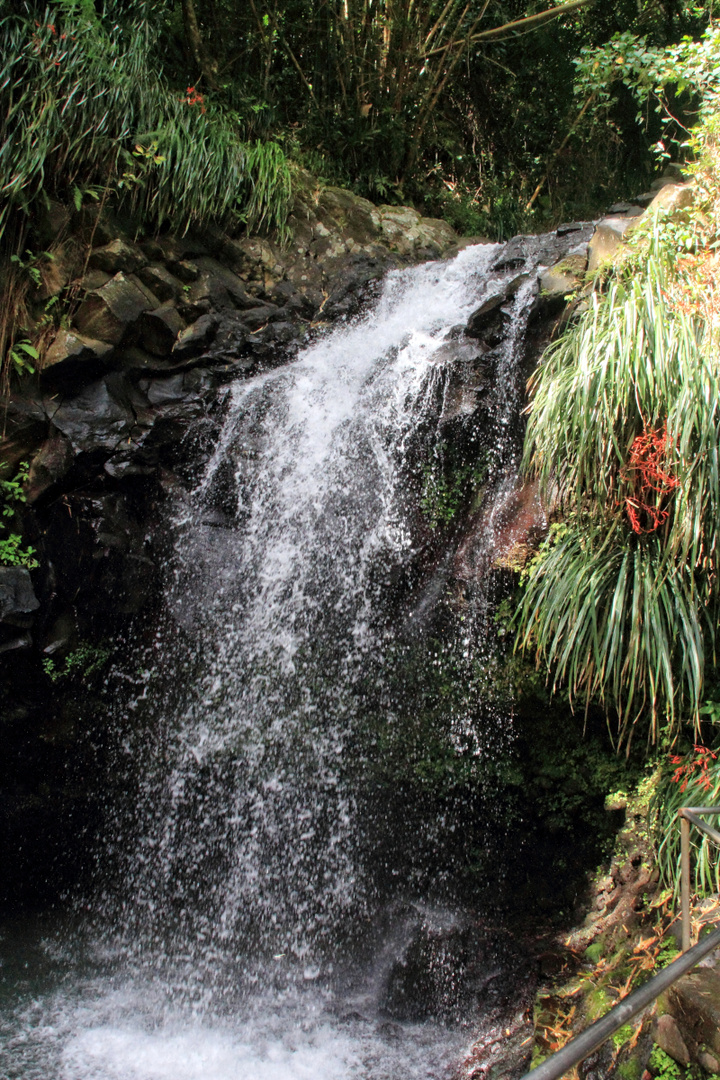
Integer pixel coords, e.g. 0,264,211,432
425,0,596,56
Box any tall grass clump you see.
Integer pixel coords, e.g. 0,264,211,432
515,232,720,746
0,2,293,237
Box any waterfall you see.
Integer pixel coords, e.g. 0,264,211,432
0,237,564,1080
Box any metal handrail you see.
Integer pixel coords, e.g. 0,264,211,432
519,804,720,1080
518,927,720,1080
679,806,720,952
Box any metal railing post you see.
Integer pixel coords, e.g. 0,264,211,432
680,810,691,953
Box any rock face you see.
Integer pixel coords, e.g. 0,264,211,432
0,180,461,911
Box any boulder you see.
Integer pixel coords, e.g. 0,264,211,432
172,313,219,361
316,187,379,245
25,435,74,503
88,238,148,275
0,567,40,625
184,257,256,312
137,264,184,302
73,272,157,344
371,205,455,258
45,376,139,454
241,305,282,331
539,253,587,300
648,182,695,216
270,280,316,318
136,303,185,357
78,268,112,292
653,1014,690,1066
43,328,114,375
664,968,720,1058
587,216,639,274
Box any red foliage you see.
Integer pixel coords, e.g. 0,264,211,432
671,744,717,793
184,86,206,112
621,422,679,534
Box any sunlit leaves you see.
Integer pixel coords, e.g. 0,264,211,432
0,4,292,236
516,236,720,743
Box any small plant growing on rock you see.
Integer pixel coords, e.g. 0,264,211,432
0,461,38,568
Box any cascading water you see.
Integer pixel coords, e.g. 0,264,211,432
0,236,574,1080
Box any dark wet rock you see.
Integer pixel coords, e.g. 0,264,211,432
73,272,157,344
169,258,200,282
270,280,316,318
186,257,256,311
556,220,593,235
42,328,114,376
40,610,77,657
45,376,139,454
0,568,40,626
172,313,220,361
455,480,546,581
0,632,32,653
465,273,530,342
137,264,184,302
322,253,395,320
112,345,167,373
491,236,531,272
241,305,281,331
438,348,492,425
380,915,531,1023
136,303,185,357
0,400,49,482
25,435,74,503
200,311,250,362
493,229,593,274
88,238,148,275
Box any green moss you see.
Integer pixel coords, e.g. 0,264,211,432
612,1023,634,1051
584,941,604,965
585,986,613,1022
618,1059,643,1080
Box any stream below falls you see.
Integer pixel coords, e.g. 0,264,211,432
0,241,566,1079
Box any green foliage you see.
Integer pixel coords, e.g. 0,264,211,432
419,446,487,529
0,462,38,568
10,250,53,288
575,23,720,138
516,223,720,743
42,642,111,684
612,1023,634,1051
653,744,720,898
8,339,39,376
648,1045,719,1080
0,4,292,237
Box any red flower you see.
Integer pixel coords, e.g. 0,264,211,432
621,422,679,535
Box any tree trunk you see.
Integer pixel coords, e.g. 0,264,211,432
181,0,219,90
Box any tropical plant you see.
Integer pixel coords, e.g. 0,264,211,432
0,462,38,568
515,229,720,744
653,743,720,898
0,4,293,238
